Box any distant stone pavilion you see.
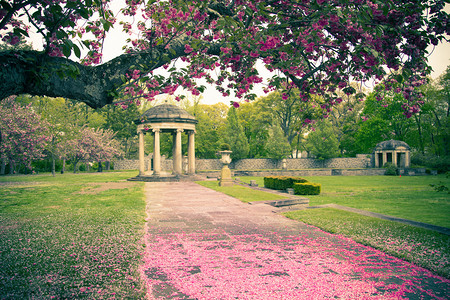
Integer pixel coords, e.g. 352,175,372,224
373,139,411,168
131,103,198,181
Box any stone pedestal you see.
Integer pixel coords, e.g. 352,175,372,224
219,150,233,187
219,165,234,186
282,159,287,170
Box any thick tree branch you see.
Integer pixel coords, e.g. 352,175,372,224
0,36,220,108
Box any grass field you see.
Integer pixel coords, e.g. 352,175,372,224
239,175,450,227
0,171,147,299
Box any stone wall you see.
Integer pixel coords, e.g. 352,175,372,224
114,158,150,171
196,159,222,171
233,169,386,177
114,155,372,171
232,158,279,170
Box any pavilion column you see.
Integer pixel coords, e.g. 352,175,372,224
374,152,379,168
138,129,145,176
393,150,398,167
188,131,195,174
405,151,410,168
153,129,161,176
173,129,183,175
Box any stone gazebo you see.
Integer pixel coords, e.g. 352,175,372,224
134,103,198,180
373,139,411,168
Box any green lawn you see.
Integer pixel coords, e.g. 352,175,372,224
239,175,450,228
197,180,289,202
0,171,146,299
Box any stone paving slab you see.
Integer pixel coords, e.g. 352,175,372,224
141,182,449,299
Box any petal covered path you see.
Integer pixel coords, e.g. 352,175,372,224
140,182,449,299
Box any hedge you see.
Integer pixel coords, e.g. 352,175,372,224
293,182,321,195
264,176,308,190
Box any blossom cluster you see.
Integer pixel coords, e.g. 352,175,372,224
1,0,447,119
111,0,447,121
58,127,123,171
0,96,50,171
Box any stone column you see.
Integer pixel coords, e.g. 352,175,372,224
188,131,195,174
374,152,379,168
173,129,183,175
153,129,161,176
405,151,410,168
138,129,145,176
393,150,397,167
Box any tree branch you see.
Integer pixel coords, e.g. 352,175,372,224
0,35,221,108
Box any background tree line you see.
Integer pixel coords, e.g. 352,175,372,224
1,66,449,174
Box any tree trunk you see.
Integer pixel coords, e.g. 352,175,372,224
1,156,5,175
98,161,103,172
61,158,66,174
73,162,77,173
51,154,56,177
9,159,14,174
105,161,110,171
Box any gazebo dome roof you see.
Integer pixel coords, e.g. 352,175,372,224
136,103,198,125
374,139,410,151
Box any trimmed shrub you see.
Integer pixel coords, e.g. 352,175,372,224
293,182,321,195
383,162,398,176
264,176,308,190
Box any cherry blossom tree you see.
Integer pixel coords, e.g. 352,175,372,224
0,96,50,174
0,0,448,119
60,126,122,173
85,127,123,172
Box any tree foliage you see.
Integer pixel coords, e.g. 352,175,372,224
265,125,292,160
189,102,228,158
236,100,271,158
0,96,49,173
60,127,123,173
305,120,340,159
225,107,249,160
101,103,140,158
0,0,448,119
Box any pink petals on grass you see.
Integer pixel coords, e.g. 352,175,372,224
141,230,449,299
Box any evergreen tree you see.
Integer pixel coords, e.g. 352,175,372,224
265,125,292,160
305,120,340,159
225,107,249,160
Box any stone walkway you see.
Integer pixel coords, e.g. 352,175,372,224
140,182,449,299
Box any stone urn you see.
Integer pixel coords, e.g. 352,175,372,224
219,150,233,186
219,150,232,165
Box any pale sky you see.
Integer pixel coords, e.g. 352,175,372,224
26,1,450,106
